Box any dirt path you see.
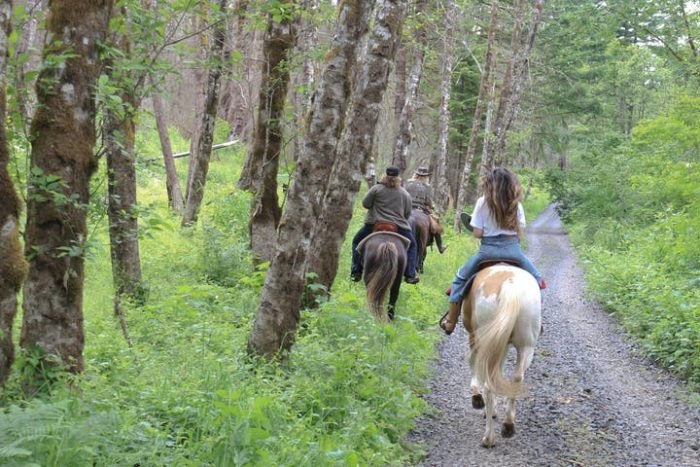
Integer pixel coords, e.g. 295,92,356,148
409,204,700,466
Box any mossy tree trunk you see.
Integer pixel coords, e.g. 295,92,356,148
247,0,374,358
182,0,228,226
304,0,407,305
20,0,113,373
0,0,28,386
239,12,297,263
104,30,142,299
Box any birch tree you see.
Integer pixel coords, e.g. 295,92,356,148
21,0,113,374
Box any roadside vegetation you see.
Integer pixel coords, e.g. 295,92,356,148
547,96,700,387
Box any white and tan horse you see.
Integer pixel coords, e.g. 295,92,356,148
462,264,542,448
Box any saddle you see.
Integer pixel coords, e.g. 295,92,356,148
356,230,410,254
373,222,398,233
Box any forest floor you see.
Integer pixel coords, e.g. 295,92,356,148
409,204,700,467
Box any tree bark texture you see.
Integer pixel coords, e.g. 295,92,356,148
20,0,113,373
454,0,498,230
431,0,456,211
182,0,228,226
493,0,544,162
483,0,525,168
247,0,374,358
152,89,184,212
304,0,407,304
241,12,296,263
391,0,427,176
104,33,142,298
0,0,28,386
290,0,318,162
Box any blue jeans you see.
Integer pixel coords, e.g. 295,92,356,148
351,223,418,278
449,235,541,303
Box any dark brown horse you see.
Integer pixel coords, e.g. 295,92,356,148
356,231,409,322
409,208,430,273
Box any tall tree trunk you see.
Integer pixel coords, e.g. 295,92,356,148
493,0,544,160
152,88,185,212
12,0,43,127
393,40,406,125
104,33,142,298
247,0,374,358
21,0,113,373
304,0,407,304
240,11,297,263
454,0,498,229
0,0,28,386
291,0,318,162
431,0,456,211
182,0,228,226
391,0,427,175
485,0,525,167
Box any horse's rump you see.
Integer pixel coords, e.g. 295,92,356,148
469,265,541,397
359,232,408,322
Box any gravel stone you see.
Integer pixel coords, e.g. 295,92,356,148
409,204,700,467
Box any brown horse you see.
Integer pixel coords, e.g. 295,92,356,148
356,231,409,322
409,208,430,273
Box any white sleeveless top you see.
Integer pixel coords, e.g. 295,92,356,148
470,196,526,237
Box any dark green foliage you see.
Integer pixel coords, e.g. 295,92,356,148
556,96,700,386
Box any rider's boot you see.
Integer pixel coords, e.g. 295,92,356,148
439,301,461,335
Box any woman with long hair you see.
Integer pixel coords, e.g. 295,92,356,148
440,167,545,335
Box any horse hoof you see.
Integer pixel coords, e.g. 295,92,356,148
480,437,496,448
502,423,515,438
472,394,485,409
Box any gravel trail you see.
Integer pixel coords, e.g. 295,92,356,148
409,204,700,467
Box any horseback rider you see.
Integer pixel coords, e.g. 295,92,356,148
404,166,447,254
439,167,546,335
350,166,420,284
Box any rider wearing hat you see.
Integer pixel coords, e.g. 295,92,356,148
405,166,447,254
350,166,420,284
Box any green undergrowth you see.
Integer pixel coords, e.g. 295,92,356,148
550,95,700,388
1,117,491,465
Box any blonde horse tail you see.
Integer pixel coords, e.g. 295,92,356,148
366,242,398,322
473,285,524,398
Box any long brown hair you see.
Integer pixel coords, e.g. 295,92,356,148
380,175,401,188
479,167,522,231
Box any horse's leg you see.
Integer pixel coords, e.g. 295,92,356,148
469,350,484,409
481,385,498,448
503,345,535,438
387,274,401,321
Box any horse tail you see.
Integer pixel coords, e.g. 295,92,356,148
366,241,398,322
473,283,524,398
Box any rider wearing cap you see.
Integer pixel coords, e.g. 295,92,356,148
405,166,447,254
350,166,420,284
